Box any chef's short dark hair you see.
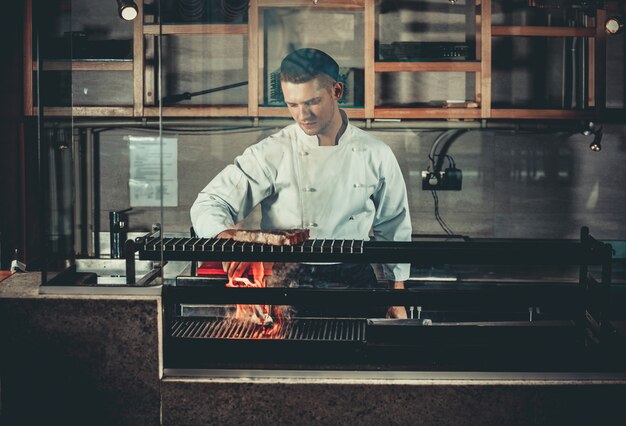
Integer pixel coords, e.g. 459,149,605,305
280,48,339,87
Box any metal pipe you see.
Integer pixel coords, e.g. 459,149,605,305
51,117,586,132
93,131,101,258
59,118,486,130
72,118,289,128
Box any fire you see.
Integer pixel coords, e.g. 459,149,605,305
225,276,282,337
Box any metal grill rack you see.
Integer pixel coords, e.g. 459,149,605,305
170,317,366,341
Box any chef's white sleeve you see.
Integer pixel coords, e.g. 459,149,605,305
190,145,274,238
371,146,412,282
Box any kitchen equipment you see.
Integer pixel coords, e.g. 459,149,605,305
110,208,132,259
124,227,625,374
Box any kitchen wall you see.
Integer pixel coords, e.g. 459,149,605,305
98,124,626,241
44,0,626,244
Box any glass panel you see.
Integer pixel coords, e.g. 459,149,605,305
73,71,134,106
606,32,625,109
492,36,590,109
262,8,365,107
492,0,594,27
157,35,248,106
377,0,477,62
34,0,74,282
376,72,477,107
145,0,248,24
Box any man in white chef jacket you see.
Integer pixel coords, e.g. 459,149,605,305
191,48,411,318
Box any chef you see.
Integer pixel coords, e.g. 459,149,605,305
190,48,411,318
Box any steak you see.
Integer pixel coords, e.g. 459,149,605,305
229,229,310,246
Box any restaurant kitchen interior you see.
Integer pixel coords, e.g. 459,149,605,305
1,0,626,425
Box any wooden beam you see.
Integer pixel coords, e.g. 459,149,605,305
257,10,265,113
475,0,482,106
144,36,155,106
364,0,375,118
375,108,481,120
23,0,33,116
594,8,607,119
481,0,491,118
34,61,133,71
248,0,259,117
144,106,249,117
588,17,596,107
133,0,144,116
143,24,248,35
492,25,595,37
257,0,364,9
258,106,365,119
35,107,135,117
374,62,481,73
490,109,595,119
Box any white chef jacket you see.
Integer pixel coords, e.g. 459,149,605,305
190,118,412,281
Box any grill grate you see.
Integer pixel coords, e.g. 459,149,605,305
170,317,366,341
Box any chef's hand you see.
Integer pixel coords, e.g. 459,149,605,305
386,281,408,319
222,261,265,285
216,230,266,285
386,306,407,319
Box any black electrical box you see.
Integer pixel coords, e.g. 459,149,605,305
421,168,463,191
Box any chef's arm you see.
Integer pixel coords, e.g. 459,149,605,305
386,280,408,319
190,144,274,238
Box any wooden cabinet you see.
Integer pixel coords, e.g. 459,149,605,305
24,0,611,120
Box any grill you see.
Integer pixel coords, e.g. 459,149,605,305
159,227,626,373
171,317,365,341
128,231,611,265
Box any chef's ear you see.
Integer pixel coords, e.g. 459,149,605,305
332,82,344,101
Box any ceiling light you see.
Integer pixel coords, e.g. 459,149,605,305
117,0,138,21
605,16,624,34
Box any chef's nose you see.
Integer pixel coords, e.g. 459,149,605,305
297,104,312,120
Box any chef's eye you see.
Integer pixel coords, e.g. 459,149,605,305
307,98,321,106
286,103,297,108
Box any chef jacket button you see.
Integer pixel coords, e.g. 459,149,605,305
349,216,355,220
307,222,318,227
352,147,357,152
353,183,362,188
299,151,309,156
302,187,316,192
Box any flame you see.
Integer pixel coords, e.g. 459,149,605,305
226,276,283,337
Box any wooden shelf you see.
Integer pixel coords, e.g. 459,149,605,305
375,107,482,120
258,106,366,119
35,106,135,116
23,0,608,121
144,106,249,117
375,61,481,73
492,25,596,38
258,0,364,9
34,61,133,71
143,24,248,35
490,109,595,119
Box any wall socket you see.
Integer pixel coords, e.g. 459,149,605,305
421,168,463,191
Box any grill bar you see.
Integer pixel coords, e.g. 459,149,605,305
170,318,366,341
137,235,612,265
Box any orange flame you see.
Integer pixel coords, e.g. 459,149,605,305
226,276,282,337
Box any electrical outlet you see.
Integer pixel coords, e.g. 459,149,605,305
421,168,463,191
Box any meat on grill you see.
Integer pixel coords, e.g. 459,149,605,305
229,229,310,246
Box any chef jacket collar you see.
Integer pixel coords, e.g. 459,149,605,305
294,109,353,148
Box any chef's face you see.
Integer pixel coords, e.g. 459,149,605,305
281,76,343,138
